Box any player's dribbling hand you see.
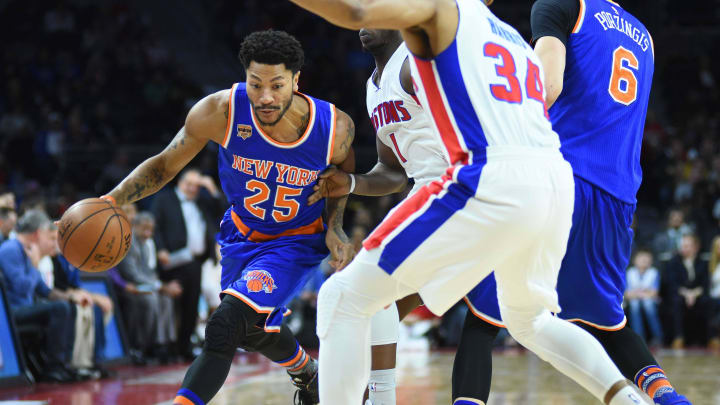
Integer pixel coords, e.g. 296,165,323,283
326,226,355,271
308,166,352,205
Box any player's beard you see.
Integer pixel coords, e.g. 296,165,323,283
252,97,293,127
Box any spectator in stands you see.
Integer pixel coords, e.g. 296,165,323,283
664,234,711,348
152,169,224,360
0,206,17,244
0,192,15,210
52,251,113,378
0,210,80,382
116,211,181,364
625,249,663,346
654,208,694,262
708,236,720,350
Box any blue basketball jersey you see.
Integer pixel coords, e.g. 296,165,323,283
550,0,654,203
218,83,336,237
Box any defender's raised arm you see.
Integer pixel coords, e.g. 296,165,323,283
287,0,437,30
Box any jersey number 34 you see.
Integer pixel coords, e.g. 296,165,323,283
485,42,640,108
483,42,548,116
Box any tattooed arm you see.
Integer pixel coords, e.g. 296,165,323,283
324,108,356,270
106,89,230,205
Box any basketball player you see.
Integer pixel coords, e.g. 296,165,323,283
455,1,691,404
307,28,447,405
288,0,649,404
100,30,355,405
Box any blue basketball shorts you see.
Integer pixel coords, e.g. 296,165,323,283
217,210,328,332
465,176,635,330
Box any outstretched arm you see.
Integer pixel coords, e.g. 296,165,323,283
308,137,406,203
308,56,414,203
287,0,436,30
324,108,356,270
105,90,228,205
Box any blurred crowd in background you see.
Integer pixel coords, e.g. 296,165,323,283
1,0,720,382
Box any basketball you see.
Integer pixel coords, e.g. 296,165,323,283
58,198,132,272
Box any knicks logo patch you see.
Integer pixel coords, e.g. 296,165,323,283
243,270,277,293
237,124,252,140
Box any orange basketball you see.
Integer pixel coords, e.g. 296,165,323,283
58,198,132,272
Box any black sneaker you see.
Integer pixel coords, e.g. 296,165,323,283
288,358,319,405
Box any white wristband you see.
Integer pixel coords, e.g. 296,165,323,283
348,173,356,194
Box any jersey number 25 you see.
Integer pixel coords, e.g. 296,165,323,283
244,180,302,222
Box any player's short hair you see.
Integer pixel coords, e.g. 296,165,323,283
238,29,304,74
16,209,51,234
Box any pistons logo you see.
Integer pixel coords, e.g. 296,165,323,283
243,270,277,293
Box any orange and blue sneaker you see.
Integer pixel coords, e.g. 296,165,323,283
653,392,691,405
635,366,691,405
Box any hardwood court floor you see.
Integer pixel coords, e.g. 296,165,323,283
167,348,718,405
1,348,717,404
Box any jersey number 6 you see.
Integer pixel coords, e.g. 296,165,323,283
244,179,302,222
608,46,639,106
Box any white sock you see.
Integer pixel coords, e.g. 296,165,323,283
501,306,627,401
368,368,396,405
608,385,649,405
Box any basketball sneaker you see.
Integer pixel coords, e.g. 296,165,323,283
289,357,319,405
653,392,692,405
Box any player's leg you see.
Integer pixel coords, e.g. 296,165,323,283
557,178,689,404
491,159,648,404
366,303,399,405
496,250,647,404
174,294,316,405
449,275,503,405
396,293,423,320
174,234,324,405
364,294,423,405
318,169,499,404
451,309,500,405
579,324,687,404
318,254,416,404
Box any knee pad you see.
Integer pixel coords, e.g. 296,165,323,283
370,303,399,346
317,275,344,339
204,299,247,357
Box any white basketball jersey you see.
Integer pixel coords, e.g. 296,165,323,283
408,0,561,166
366,45,449,189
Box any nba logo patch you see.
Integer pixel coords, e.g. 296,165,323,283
243,270,277,293
237,124,252,140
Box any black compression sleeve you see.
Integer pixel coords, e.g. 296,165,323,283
530,0,580,46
